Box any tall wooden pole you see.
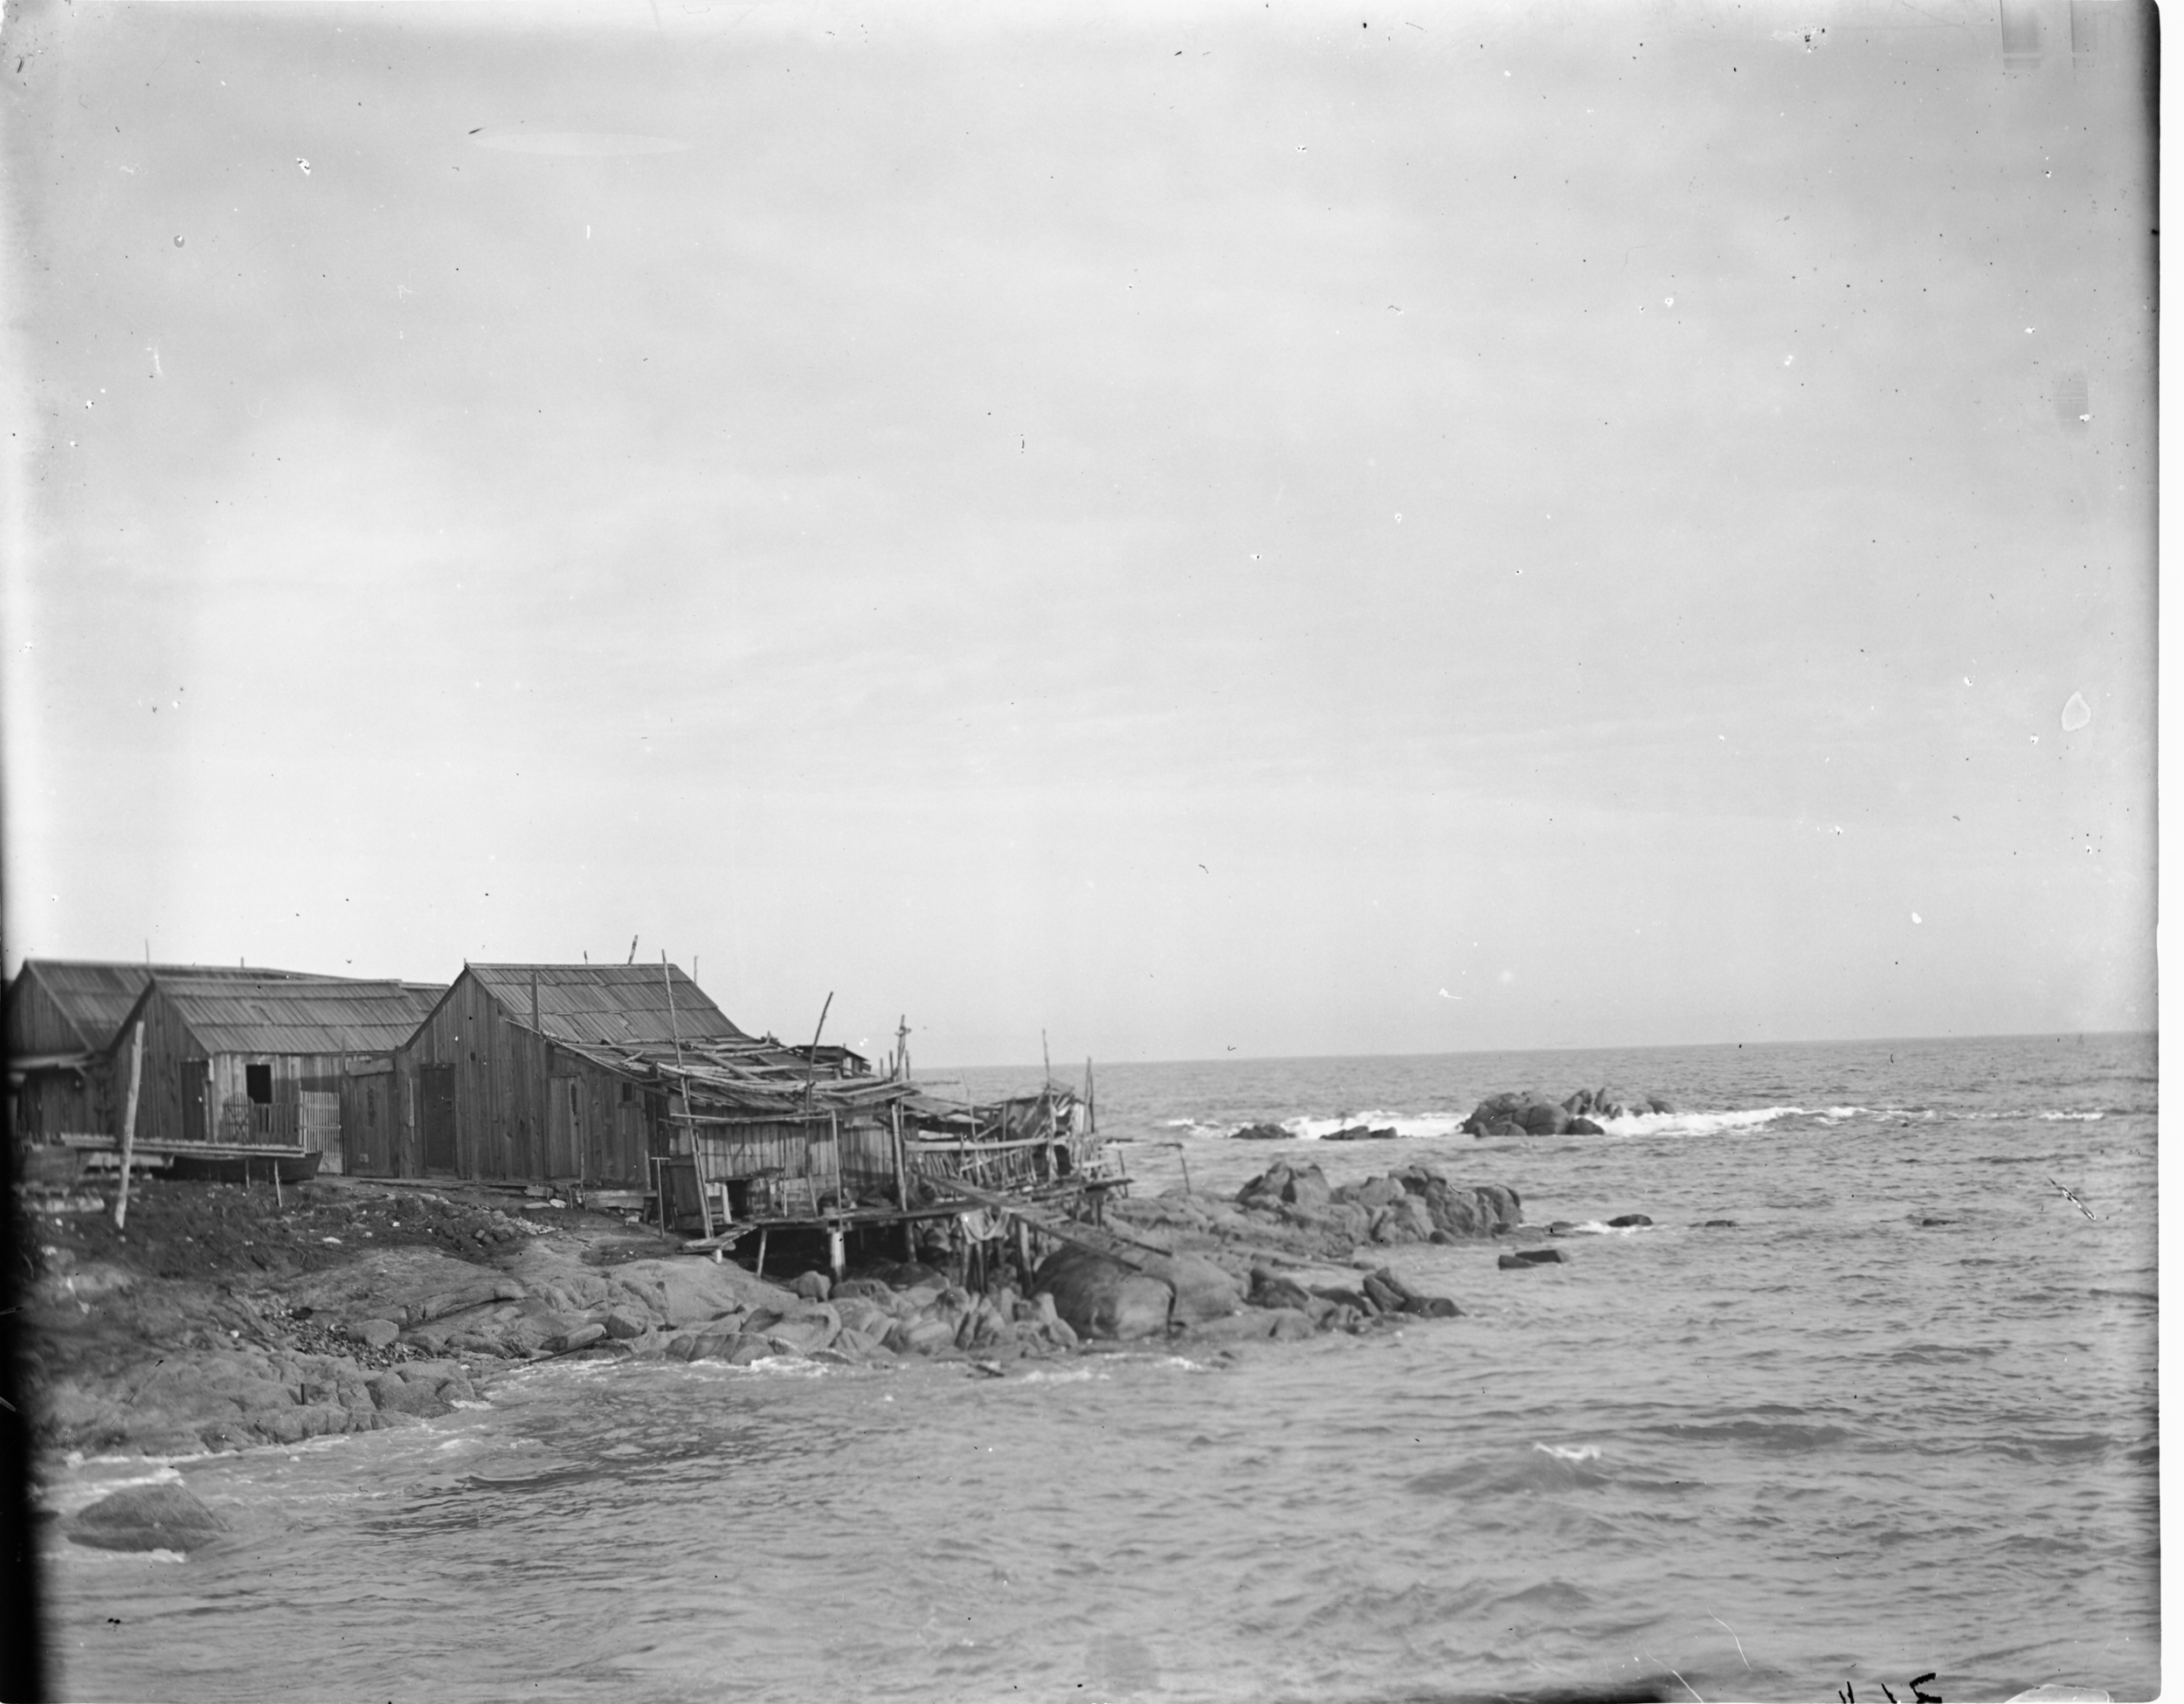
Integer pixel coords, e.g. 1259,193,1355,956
112,1021,145,1232
531,968,549,1186
800,991,834,1109
661,953,712,1238
892,1099,913,1260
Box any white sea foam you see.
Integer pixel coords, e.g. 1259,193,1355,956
1596,1105,1808,1136
1532,1443,1602,1463
66,1545,193,1566
46,1459,191,1519
1193,1098,2104,1145
1288,1110,1466,1140
739,1356,830,1378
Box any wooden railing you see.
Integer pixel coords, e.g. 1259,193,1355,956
217,1099,301,1145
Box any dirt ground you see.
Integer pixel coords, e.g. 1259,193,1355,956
27,1172,666,1286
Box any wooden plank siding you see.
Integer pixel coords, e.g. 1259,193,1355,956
6,964,109,1139
78,983,404,1167
10,1067,107,1140
340,1067,401,1177
4,966,98,1056
121,983,211,1149
392,971,664,1186
693,1114,895,1204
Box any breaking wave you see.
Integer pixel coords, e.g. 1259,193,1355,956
1162,1102,2114,1143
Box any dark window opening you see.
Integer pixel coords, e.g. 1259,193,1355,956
245,1064,273,1105
620,1082,632,1104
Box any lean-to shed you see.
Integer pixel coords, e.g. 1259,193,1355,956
4,959,347,1143
390,963,749,1186
103,975,446,1173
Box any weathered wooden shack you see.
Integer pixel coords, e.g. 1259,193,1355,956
103,975,446,1173
4,959,346,1143
387,963,749,1186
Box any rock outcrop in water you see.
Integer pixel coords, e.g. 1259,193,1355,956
67,1483,230,1553
22,1156,1529,1459
1461,1087,1676,1135
1206,1160,1523,1254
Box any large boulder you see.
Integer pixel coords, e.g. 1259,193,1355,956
831,1295,895,1339
368,1361,475,1416
1033,1245,1174,1341
1461,1091,1544,1135
1237,1162,1332,1214
746,1302,840,1355
1562,1087,1678,1120
1138,1252,1245,1324
1465,1087,1676,1133
69,1483,228,1553
616,1257,799,1329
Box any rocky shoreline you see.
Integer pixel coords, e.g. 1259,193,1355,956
24,1156,1568,1543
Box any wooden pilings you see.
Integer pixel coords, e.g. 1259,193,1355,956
112,1021,145,1232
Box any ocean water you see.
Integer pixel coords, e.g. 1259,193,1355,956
41,1033,2158,1702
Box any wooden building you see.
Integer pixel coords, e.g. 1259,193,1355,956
102,975,446,1174
386,963,750,1186
4,959,346,1144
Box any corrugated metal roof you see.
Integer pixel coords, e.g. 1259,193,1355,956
12,960,350,1052
465,963,750,1046
156,976,447,1054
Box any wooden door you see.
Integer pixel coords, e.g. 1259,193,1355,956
421,1066,458,1173
549,1077,581,1183
180,1061,207,1143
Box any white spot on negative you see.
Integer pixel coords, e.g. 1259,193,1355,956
1911,912,1922,924
2061,692,2091,730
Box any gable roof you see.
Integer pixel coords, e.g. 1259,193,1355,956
462,963,750,1047
6,959,349,1053
147,976,448,1055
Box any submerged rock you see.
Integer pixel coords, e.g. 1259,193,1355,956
1497,1248,1567,1270
69,1484,228,1553
1231,1121,1292,1142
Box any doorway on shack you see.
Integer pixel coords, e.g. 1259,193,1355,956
421,1066,458,1173
180,1061,207,1142
549,1075,581,1182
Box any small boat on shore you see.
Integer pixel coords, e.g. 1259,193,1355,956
56,1132,326,1185
162,1147,323,1185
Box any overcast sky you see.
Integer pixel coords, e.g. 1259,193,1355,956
2,0,2155,1066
